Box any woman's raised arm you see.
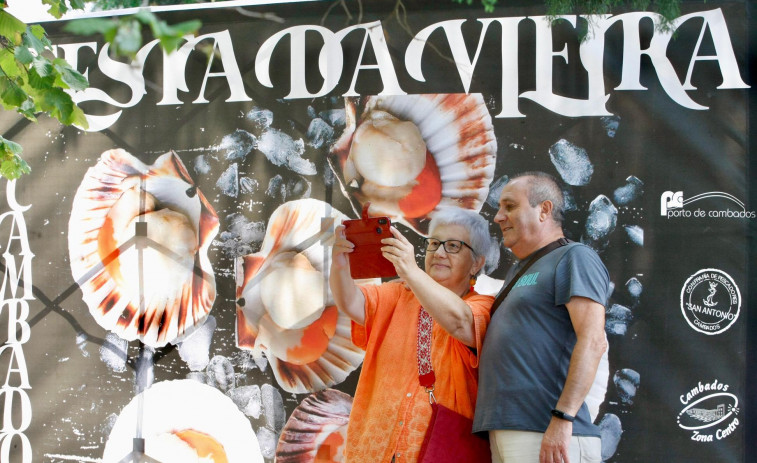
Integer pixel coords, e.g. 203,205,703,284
329,224,367,325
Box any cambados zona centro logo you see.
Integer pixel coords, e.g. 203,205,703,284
677,379,740,443
660,191,755,218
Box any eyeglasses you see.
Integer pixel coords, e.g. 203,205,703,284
423,238,475,255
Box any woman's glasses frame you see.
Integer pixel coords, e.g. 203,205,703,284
423,238,475,255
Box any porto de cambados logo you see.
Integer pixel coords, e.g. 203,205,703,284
660,191,755,218
680,269,740,335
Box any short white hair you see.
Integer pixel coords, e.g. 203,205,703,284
428,208,492,275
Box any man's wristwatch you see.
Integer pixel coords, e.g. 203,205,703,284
550,408,576,422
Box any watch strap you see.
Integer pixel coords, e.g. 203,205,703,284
551,408,576,422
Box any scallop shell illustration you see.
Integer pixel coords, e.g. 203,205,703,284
103,379,263,463
329,93,497,235
236,199,373,394
68,149,219,348
276,389,352,462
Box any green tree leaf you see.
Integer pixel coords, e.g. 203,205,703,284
69,103,88,128
42,0,69,19
0,155,31,179
53,59,89,91
0,78,28,108
64,17,117,35
31,56,55,78
113,18,142,57
29,24,47,40
0,136,22,155
36,86,75,123
22,29,48,54
17,99,37,121
13,45,34,65
27,65,56,92
133,9,157,24
131,10,199,55
0,136,29,180
0,10,26,41
0,47,22,77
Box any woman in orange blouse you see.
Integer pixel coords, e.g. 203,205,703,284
330,208,495,463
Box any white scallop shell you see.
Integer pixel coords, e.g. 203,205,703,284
330,93,497,235
68,149,219,348
102,379,262,463
276,389,352,462
236,199,374,394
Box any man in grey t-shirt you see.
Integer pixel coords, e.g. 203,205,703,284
474,172,609,463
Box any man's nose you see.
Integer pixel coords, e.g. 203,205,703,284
494,208,505,223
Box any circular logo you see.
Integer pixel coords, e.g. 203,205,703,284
680,269,740,335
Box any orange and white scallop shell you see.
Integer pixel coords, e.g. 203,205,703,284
330,93,497,235
276,389,352,463
236,198,377,394
102,379,262,463
68,149,219,348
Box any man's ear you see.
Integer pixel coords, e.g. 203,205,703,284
539,200,554,221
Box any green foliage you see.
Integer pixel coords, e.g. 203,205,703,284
452,0,681,27
0,4,108,181
42,0,86,19
0,8,25,37
0,0,201,180
0,6,92,179
0,134,29,180
91,0,210,8
451,0,499,14
64,9,200,59
545,0,680,28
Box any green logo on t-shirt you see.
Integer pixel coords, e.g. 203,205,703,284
513,272,539,288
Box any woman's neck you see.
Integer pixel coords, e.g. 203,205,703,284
455,282,471,298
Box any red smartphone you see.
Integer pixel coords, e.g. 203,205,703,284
342,203,397,279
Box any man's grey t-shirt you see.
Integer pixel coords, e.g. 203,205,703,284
473,242,610,436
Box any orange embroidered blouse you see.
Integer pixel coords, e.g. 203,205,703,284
345,281,493,463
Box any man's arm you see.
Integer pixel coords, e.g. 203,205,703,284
540,296,607,463
329,224,367,325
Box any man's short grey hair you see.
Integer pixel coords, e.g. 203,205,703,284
512,171,565,225
428,207,492,274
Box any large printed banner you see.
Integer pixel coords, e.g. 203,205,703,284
0,0,751,461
